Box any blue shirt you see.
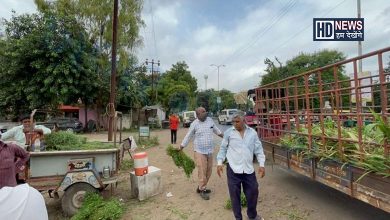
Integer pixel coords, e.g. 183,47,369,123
181,117,222,154
217,125,265,174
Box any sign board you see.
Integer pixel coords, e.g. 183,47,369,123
217,96,221,104
139,126,150,137
350,71,372,103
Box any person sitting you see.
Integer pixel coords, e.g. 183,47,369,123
0,114,51,150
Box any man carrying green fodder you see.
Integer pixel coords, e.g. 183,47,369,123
178,107,223,200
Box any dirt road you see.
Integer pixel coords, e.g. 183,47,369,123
47,128,390,220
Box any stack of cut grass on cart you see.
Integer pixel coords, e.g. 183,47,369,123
166,145,195,178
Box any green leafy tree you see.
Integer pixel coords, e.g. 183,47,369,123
157,61,197,112
117,61,149,110
34,0,144,114
219,89,237,110
260,50,348,110
0,12,99,118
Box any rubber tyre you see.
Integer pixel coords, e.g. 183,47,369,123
61,182,98,217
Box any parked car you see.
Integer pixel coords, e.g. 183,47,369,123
0,121,20,133
218,109,238,125
37,118,83,133
183,111,196,128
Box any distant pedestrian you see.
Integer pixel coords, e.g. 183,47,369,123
179,107,223,200
169,113,180,144
216,112,265,220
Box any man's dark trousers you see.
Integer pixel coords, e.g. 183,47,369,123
227,164,259,220
170,129,177,144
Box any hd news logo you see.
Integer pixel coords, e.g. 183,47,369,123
313,18,364,41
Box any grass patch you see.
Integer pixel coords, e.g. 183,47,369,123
120,159,134,171
224,192,247,209
276,208,308,220
71,193,124,220
166,144,195,178
167,207,189,220
136,136,159,149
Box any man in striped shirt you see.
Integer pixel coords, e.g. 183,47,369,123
179,107,223,200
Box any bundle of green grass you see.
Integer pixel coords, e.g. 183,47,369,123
166,145,195,178
44,131,114,151
71,193,124,220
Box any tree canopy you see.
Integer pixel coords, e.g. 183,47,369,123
0,12,99,118
157,61,197,112
260,50,347,86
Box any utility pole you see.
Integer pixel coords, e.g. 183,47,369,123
108,0,118,141
204,75,208,90
357,0,362,73
145,59,160,103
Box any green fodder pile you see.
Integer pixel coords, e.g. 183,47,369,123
71,193,124,220
44,131,114,151
166,145,195,178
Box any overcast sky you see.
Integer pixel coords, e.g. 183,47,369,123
1,0,390,92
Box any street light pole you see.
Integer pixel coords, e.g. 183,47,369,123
210,64,225,91
210,64,225,114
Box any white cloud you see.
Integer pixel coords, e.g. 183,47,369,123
1,0,389,93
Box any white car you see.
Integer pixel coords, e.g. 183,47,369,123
183,111,196,127
218,109,238,125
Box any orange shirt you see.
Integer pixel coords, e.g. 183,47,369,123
169,116,179,130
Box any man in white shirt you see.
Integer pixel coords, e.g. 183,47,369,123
0,183,48,220
179,107,223,200
216,112,265,220
0,114,51,149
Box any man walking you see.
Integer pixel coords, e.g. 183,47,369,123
169,113,179,144
179,107,223,200
216,112,265,220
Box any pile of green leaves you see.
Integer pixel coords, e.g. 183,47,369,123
71,193,124,220
44,131,114,151
225,192,247,209
166,145,195,178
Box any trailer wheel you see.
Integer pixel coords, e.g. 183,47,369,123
61,183,98,217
